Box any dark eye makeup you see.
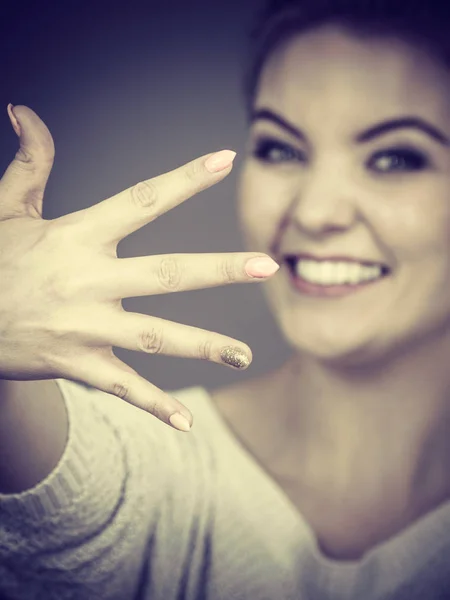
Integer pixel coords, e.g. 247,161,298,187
251,135,430,173
367,147,429,172
252,137,305,164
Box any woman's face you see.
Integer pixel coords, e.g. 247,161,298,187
238,25,450,366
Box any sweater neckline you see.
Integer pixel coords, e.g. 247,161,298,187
183,385,450,580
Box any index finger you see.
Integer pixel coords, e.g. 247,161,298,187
80,150,236,246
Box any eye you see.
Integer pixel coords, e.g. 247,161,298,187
252,137,305,164
368,147,429,173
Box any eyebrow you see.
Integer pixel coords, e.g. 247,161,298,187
250,108,450,147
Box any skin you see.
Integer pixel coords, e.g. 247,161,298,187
213,24,450,560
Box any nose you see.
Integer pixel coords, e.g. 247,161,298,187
288,166,358,235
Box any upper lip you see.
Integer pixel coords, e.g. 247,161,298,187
283,253,389,269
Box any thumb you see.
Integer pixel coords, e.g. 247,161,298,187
0,104,55,219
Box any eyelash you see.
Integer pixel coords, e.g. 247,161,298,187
251,137,430,173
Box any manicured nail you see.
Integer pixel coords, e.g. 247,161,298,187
7,104,21,137
169,412,191,432
245,256,280,278
220,346,251,369
204,150,236,173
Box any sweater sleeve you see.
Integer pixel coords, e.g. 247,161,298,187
0,378,173,600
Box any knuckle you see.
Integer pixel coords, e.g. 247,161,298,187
218,257,238,284
138,327,164,354
12,147,54,175
44,216,74,244
111,380,131,401
53,209,89,234
13,148,35,170
184,160,202,184
55,209,100,248
41,224,87,299
130,180,158,210
145,398,160,418
198,338,213,361
45,271,76,305
157,257,183,291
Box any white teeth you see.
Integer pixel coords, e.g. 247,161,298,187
295,259,383,286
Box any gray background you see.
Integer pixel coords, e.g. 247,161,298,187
0,0,292,392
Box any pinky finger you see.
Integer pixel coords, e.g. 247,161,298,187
64,351,193,432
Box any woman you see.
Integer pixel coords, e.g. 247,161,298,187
1,0,450,598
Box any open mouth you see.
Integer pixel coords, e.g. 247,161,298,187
284,255,391,295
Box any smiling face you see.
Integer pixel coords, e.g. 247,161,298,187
238,24,450,366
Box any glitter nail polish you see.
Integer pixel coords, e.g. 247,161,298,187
220,346,251,369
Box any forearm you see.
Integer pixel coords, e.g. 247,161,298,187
0,379,69,494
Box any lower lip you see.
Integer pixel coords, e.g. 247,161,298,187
288,269,387,297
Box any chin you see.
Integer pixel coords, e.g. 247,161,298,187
277,315,399,369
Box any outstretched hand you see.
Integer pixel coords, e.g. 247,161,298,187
0,105,279,431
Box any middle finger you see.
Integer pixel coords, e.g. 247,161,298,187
100,252,280,299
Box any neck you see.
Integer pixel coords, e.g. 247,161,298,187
267,335,450,515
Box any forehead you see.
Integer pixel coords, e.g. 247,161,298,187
256,25,450,130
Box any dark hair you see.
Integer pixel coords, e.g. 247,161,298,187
243,0,450,118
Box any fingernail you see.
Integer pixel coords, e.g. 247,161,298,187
245,256,280,278
169,412,191,432
7,104,21,137
220,346,251,369
204,150,236,173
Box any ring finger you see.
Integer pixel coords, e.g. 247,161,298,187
89,309,253,369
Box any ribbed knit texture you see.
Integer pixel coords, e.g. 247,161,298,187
0,379,449,599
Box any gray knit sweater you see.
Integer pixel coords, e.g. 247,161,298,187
0,378,449,600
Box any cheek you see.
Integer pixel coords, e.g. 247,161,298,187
237,164,293,248
369,187,450,264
